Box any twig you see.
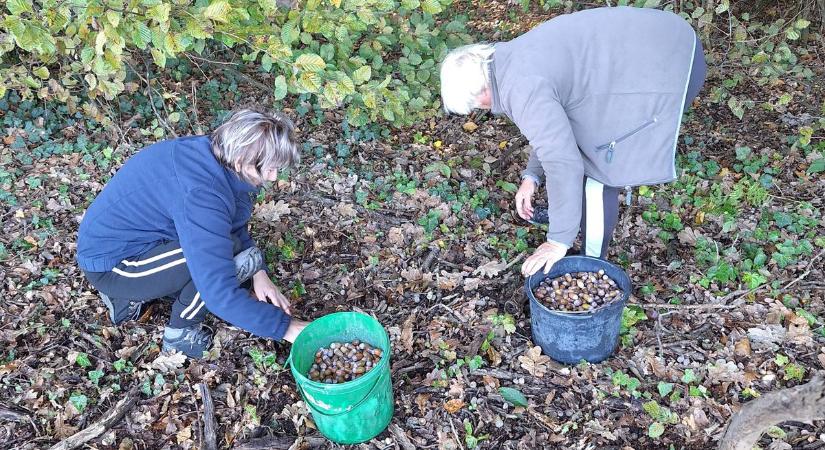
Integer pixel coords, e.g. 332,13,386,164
639,302,741,310
427,303,464,322
197,384,217,450
232,435,325,450
389,423,416,450
48,383,141,450
423,247,441,272
782,248,825,292
449,417,465,450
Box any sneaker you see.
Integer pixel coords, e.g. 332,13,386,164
528,207,550,225
162,324,213,358
100,293,144,325
234,246,265,283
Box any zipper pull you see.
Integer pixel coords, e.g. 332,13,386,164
625,186,632,206
606,141,616,163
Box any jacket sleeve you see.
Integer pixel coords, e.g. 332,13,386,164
176,188,291,339
521,146,544,185
506,78,584,246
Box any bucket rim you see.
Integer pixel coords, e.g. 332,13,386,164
524,255,631,318
288,311,391,391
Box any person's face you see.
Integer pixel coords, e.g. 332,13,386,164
261,166,279,183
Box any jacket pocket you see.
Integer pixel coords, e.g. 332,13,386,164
595,117,658,163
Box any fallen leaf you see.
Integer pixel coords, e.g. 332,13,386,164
677,227,701,246
818,353,825,369
256,200,291,221
473,260,507,278
400,312,415,353
336,202,358,218
463,277,481,291
462,121,478,132
175,425,192,444
444,398,465,414
734,338,752,357
149,352,187,372
518,346,551,378
787,314,813,346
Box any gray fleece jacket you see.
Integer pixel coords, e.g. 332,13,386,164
490,6,697,247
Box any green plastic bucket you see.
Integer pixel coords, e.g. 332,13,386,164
288,312,393,444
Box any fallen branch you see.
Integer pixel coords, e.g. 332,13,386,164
232,435,325,450
718,374,825,450
197,383,217,450
781,247,825,292
49,383,141,450
389,423,416,450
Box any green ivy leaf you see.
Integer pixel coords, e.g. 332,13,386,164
648,422,665,438
69,393,88,413
295,53,326,72
807,158,825,175
151,47,167,68
657,382,674,398
203,1,231,23
75,352,92,368
273,75,287,100
681,368,697,384
499,387,528,407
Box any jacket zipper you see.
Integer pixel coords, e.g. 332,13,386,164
595,117,658,163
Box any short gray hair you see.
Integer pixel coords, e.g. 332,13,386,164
440,44,495,115
210,109,299,185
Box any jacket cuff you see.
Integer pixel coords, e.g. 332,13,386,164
546,230,576,249
521,173,541,185
272,313,292,340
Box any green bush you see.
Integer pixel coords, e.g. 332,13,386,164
0,0,471,126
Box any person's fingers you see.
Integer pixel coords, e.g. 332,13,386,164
524,196,533,217
272,290,291,314
542,258,555,274
516,196,530,220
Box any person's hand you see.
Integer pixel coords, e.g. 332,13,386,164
252,271,291,314
282,318,310,343
515,178,537,221
521,241,568,277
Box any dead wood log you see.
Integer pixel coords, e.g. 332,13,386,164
197,383,217,450
719,374,825,450
232,435,325,450
48,383,141,450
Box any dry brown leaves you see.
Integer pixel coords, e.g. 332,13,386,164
518,346,552,378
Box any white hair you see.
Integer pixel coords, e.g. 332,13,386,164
210,109,299,186
439,43,495,115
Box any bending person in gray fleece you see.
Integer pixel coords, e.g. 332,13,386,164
440,6,706,276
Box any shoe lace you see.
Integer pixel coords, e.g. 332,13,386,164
182,325,213,346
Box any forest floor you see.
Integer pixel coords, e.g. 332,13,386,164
1,2,824,450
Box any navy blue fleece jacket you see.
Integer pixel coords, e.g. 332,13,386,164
76,136,291,339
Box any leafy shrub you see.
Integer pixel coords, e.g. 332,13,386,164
0,0,471,126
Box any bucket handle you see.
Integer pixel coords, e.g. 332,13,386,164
295,366,388,418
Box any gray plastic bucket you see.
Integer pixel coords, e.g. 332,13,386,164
525,255,632,364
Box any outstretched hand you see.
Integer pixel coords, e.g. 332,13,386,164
521,241,568,277
514,178,537,221
252,271,292,314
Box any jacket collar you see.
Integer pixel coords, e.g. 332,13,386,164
226,168,259,194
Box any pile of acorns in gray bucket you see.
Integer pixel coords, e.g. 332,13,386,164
534,269,623,312
307,340,383,384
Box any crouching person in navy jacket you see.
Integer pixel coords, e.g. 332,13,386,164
76,109,309,358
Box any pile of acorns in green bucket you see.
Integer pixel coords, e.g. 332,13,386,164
533,269,623,312
307,340,384,384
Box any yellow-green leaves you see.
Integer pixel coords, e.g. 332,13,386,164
295,53,325,72
297,71,322,93
352,66,371,84
273,74,288,100
203,0,231,23
421,0,442,14
6,0,32,15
